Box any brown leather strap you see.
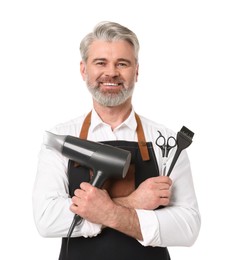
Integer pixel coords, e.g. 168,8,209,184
79,111,150,161
79,111,92,139
134,113,150,161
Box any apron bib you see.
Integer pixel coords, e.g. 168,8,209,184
59,112,170,260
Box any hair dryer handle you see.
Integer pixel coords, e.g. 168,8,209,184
67,170,105,239
90,170,106,188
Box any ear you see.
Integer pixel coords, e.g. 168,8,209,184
135,63,139,82
80,61,87,81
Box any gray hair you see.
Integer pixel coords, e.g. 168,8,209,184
80,21,140,63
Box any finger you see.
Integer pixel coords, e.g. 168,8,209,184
70,203,78,214
80,182,93,191
74,187,86,196
158,183,171,190
160,197,170,206
155,176,172,185
160,190,171,199
72,195,80,204
72,189,85,203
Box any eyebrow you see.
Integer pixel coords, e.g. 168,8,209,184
92,58,106,63
92,58,132,65
117,58,132,64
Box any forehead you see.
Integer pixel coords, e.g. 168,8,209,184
87,40,136,62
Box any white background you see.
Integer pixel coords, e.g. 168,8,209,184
0,0,231,259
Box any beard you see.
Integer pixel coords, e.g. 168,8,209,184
86,78,135,107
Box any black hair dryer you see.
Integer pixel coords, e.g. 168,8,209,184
44,131,131,238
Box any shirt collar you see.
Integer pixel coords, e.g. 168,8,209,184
89,108,137,132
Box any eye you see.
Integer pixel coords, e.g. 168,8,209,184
95,61,106,66
117,62,128,67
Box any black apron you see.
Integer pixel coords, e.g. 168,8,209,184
59,112,170,260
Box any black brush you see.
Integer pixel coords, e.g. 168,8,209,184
166,126,194,177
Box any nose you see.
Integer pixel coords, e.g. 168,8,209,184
104,64,119,77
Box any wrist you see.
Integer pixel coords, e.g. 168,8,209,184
107,204,134,228
106,205,143,241
113,195,134,208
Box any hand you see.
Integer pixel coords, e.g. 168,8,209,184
125,176,172,210
70,182,116,225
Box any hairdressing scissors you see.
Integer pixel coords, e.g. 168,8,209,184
156,131,177,158
156,131,177,175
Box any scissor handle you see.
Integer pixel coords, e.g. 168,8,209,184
156,131,177,157
156,131,166,157
167,136,177,148
156,131,166,146
156,137,165,147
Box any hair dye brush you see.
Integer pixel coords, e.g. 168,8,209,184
166,126,194,177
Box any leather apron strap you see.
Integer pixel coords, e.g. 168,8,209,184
79,111,150,161
134,113,150,161
79,111,91,140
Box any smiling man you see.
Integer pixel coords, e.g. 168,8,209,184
81,40,138,109
33,21,201,260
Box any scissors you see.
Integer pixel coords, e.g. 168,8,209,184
156,131,177,158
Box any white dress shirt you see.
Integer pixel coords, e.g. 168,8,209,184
33,109,201,247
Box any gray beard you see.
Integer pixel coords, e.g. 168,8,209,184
86,84,134,107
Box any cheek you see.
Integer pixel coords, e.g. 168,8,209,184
85,68,102,82
128,71,138,84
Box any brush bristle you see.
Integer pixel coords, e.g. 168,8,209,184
180,126,194,139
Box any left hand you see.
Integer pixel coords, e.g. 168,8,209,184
121,176,172,210
70,182,116,225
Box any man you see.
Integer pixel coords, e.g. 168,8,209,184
33,21,200,260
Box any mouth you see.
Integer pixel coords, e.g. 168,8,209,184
101,82,122,86
99,82,123,92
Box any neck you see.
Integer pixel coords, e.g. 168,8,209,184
93,98,132,130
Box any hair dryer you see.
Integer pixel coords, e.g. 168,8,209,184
43,131,131,238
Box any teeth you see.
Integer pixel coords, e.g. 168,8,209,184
102,83,119,86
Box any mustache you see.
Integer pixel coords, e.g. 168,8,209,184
97,77,124,84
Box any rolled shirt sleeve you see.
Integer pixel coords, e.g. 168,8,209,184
136,209,161,246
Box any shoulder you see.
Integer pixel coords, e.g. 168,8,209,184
50,114,87,136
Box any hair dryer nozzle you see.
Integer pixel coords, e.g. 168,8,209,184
43,131,66,153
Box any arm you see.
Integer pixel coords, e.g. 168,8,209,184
32,145,102,238
71,182,143,240
117,151,201,247
70,176,172,241
70,150,200,247
113,176,172,210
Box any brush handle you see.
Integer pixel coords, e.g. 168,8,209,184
166,148,183,176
